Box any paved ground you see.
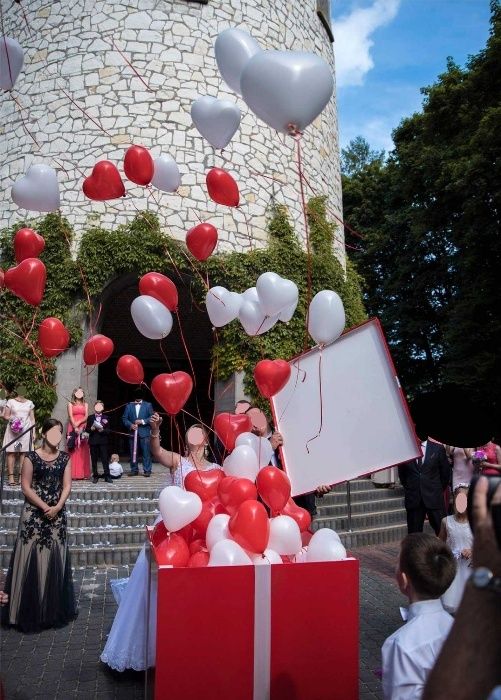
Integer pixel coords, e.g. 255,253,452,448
0,544,404,700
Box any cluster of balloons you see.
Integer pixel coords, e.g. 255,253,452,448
131,271,177,340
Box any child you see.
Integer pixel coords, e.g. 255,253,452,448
85,400,112,484
438,483,473,613
382,533,456,700
109,453,123,479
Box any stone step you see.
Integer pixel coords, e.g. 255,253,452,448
0,510,159,530
315,496,404,517
1,497,159,516
314,507,406,533
320,486,403,505
1,526,148,549
1,484,161,502
336,523,409,549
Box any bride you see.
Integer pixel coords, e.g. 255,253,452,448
100,414,222,672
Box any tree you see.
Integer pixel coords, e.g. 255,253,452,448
340,136,384,176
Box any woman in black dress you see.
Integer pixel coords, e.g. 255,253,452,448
2,418,77,632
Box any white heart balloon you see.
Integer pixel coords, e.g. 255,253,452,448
242,287,259,303
191,96,241,150
206,513,231,551
0,37,24,90
206,286,242,327
278,299,298,323
293,547,309,564
236,432,273,468
306,528,346,562
223,445,259,481
214,28,261,95
158,486,202,533
256,272,298,318
131,295,173,340
240,50,334,134
308,290,345,346
151,155,180,193
251,548,283,565
267,515,302,555
208,538,253,567
12,165,60,212
239,299,278,336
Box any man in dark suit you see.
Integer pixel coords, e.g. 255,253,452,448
86,400,112,484
398,435,451,535
122,387,154,477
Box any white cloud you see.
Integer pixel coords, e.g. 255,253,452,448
334,0,401,88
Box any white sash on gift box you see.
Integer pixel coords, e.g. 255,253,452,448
253,565,272,700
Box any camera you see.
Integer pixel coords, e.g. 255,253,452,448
467,475,501,549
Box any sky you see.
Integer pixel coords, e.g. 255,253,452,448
332,0,493,153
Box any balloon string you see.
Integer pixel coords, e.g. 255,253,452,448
10,93,41,149
181,408,217,442
277,359,306,424
158,339,173,372
174,309,206,429
294,135,313,352
57,84,112,137
15,1,34,40
107,37,155,93
305,348,324,453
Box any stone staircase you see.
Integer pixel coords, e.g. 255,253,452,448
0,471,407,567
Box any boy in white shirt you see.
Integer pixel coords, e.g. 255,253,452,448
382,533,456,700
109,453,123,479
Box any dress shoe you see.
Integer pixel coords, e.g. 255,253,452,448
127,472,139,477
105,477,113,484
144,472,151,477
92,476,98,484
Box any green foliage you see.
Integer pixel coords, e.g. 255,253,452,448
341,136,385,176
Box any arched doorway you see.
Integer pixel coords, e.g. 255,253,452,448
97,273,214,457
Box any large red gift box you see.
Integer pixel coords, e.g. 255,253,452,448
148,531,359,700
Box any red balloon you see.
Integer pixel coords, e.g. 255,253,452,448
155,532,190,567
206,167,239,207
282,497,312,532
151,371,193,416
176,523,195,544
256,466,291,515
192,497,226,539
139,272,178,312
185,468,224,502
14,228,45,263
83,334,114,366
116,354,144,384
187,550,210,568
301,530,313,547
218,476,258,516
4,258,46,306
213,412,252,452
124,145,154,186
0,269,4,288
38,317,70,358
152,520,168,547
189,538,207,555
83,161,125,201
186,223,218,261
254,359,291,399
228,500,270,554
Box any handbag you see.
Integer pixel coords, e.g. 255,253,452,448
66,430,78,450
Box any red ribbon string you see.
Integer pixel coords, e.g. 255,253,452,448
109,38,155,93
306,348,324,453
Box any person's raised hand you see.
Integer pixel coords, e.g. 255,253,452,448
315,485,331,496
270,432,283,450
150,413,163,429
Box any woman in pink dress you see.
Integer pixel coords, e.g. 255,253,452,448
446,446,474,489
67,387,91,479
477,439,501,475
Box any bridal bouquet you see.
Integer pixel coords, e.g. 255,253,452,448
472,450,487,468
10,417,23,434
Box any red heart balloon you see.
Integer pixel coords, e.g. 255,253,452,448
83,161,125,201
4,258,46,306
151,371,193,416
139,272,178,311
155,532,190,567
206,167,239,207
185,468,224,502
38,317,70,358
256,466,291,515
83,334,114,366
282,497,312,532
301,530,313,547
0,269,4,288
186,223,218,261
189,538,207,555
152,520,168,547
14,228,45,263
116,354,144,384
176,523,195,544
124,145,154,186
254,359,291,399
214,412,252,452
192,496,226,539
228,500,270,554
218,476,258,516
187,550,210,568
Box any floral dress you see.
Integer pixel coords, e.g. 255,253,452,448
1,451,78,633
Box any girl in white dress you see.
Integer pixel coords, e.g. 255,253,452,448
1,387,35,486
438,484,473,614
100,415,222,672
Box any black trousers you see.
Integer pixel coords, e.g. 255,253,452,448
406,500,445,535
90,443,109,478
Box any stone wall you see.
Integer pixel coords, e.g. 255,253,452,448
0,0,344,258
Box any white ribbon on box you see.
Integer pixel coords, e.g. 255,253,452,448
253,564,272,700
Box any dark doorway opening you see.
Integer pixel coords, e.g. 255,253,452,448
97,273,214,459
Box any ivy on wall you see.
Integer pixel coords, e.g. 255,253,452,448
0,201,366,421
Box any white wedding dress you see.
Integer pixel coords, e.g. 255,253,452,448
100,458,221,672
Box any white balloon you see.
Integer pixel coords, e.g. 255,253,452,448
223,445,259,481
267,515,302,555
214,28,261,95
306,528,346,562
158,486,202,533
206,286,242,327
308,290,345,346
278,299,298,323
239,299,278,336
0,37,24,90
131,295,173,340
293,547,309,563
208,539,253,567
251,548,283,565
151,155,180,193
12,164,60,212
206,514,231,551
235,432,273,468
191,96,241,149
240,50,334,134
242,287,259,303
256,272,298,318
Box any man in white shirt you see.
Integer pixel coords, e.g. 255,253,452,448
382,533,455,700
